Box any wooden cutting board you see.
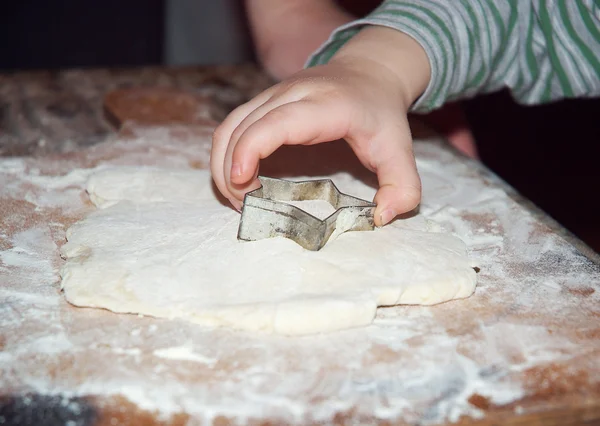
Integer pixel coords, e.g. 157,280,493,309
1,86,599,426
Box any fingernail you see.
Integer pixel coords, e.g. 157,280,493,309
231,163,242,178
380,209,397,226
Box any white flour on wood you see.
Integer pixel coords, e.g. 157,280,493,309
1,129,598,425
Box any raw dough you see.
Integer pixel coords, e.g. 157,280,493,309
60,167,477,335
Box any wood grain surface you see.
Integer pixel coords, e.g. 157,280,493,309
0,65,272,156
0,66,599,426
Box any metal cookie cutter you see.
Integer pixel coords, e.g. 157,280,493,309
237,176,376,251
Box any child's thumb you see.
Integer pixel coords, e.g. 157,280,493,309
372,145,421,227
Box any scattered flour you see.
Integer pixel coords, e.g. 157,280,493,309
153,346,216,365
1,134,598,425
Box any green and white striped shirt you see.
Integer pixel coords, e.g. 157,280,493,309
307,0,600,112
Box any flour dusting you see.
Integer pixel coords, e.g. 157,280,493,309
1,131,599,425
154,346,216,365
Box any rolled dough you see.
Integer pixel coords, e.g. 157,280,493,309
60,167,477,335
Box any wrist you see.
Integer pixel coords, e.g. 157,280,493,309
330,26,431,108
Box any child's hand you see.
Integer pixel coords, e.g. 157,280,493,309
211,26,431,226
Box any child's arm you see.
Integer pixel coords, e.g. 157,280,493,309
244,0,354,80
245,0,477,158
309,0,600,112
211,0,600,226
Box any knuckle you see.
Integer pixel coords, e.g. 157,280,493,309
230,125,245,144
263,106,290,123
236,127,263,154
402,144,416,160
282,77,308,91
400,184,422,211
212,123,226,143
281,76,348,101
273,78,310,98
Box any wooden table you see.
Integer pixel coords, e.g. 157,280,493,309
1,65,599,426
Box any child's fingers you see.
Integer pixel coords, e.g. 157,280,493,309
370,129,421,226
210,91,273,207
221,96,306,201
227,91,307,153
228,100,350,195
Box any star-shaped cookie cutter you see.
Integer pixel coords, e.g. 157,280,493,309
237,176,376,251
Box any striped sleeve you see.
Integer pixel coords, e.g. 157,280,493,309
306,0,600,113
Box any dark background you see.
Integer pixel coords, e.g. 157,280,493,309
1,0,598,251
